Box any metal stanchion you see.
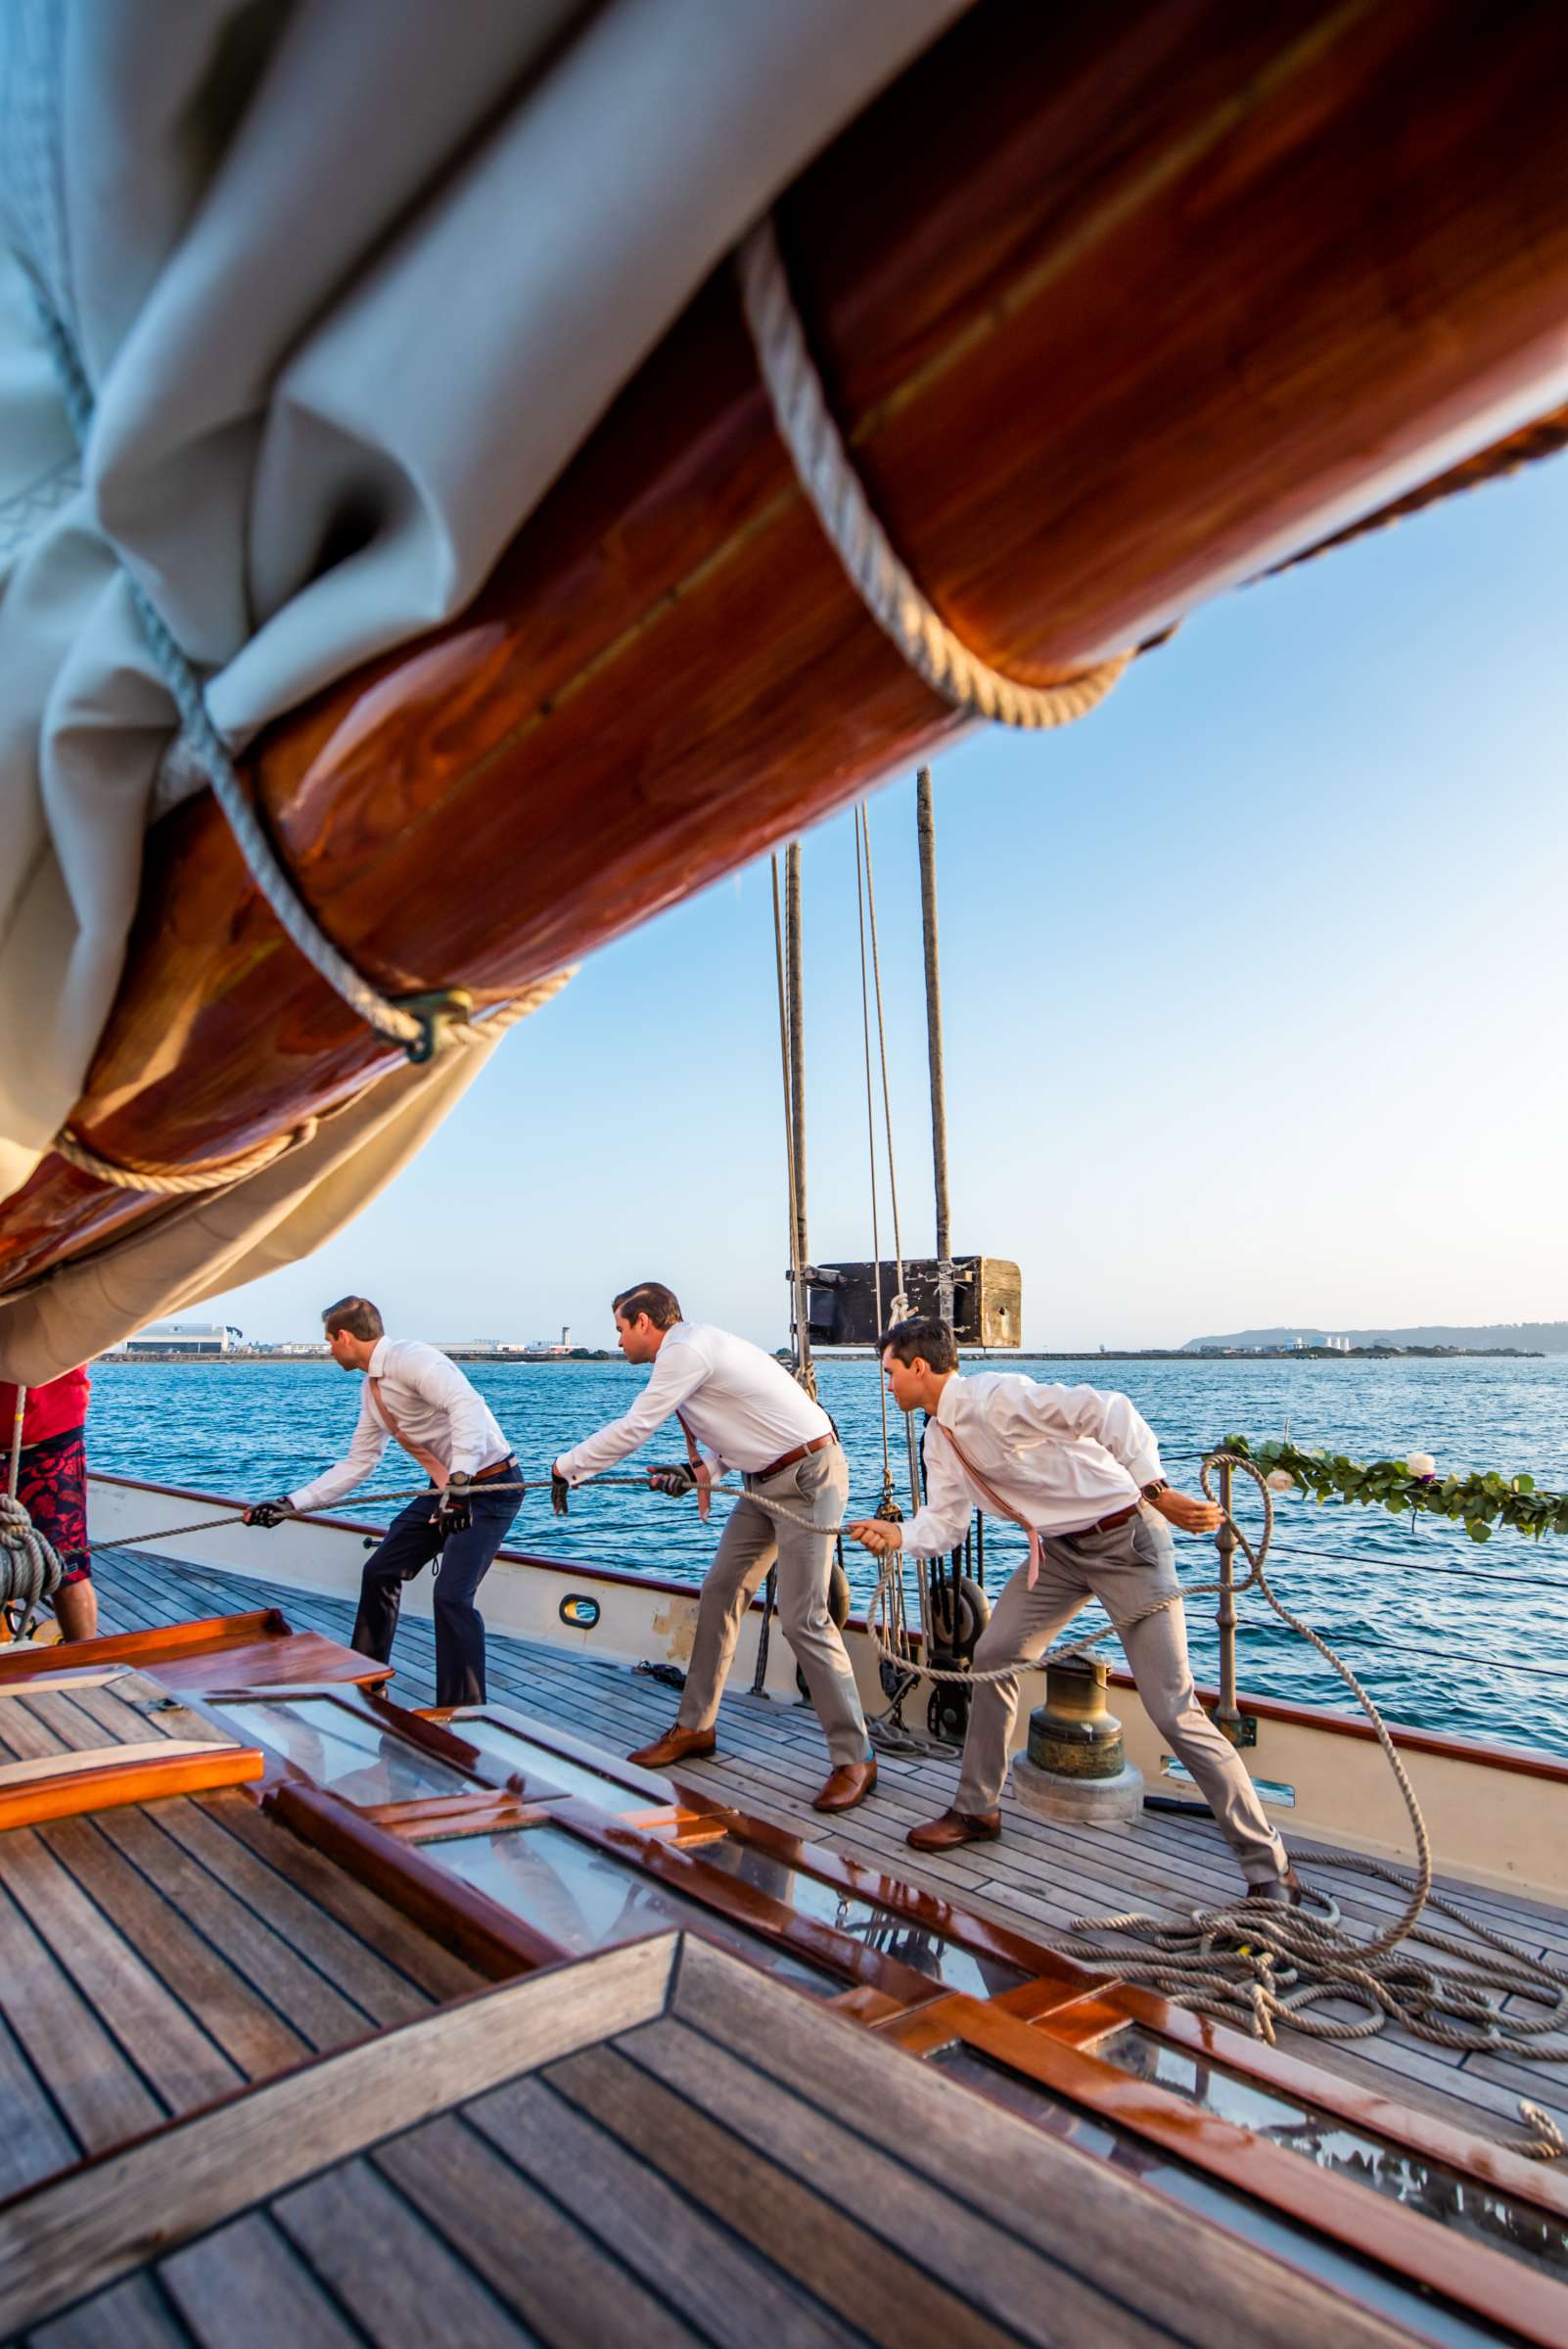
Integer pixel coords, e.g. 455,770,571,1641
1214,1457,1242,1740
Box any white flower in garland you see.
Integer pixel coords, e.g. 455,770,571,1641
1406,1452,1436,1478
1266,1468,1296,1493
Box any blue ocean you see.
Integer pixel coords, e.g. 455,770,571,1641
87,1352,1568,1758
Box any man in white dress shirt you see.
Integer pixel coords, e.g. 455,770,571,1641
244,1296,519,1706
848,1317,1300,1901
552,1281,875,1813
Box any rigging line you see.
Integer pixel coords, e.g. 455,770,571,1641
853,817,892,1491
1258,1543,1568,1594
1350,1639,1568,1687
769,854,809,1376
858,804,904,1292
859,800,922,1515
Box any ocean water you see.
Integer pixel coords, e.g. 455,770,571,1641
87,1352,1568,1759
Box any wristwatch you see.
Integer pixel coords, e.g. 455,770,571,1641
1140,1478,1170,1501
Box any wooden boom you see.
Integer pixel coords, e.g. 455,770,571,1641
6,0,1568,1288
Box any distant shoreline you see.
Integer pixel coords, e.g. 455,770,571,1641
96,1345,1547,1366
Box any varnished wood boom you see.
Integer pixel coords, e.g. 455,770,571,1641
7,0,1568,1286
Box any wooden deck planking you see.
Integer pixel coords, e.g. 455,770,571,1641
462,2080,868,2346
0,1931,1481,2349
158,2213,363,2349
0,1782,485,2205
26,2274,193,2349
87,1545,1568,2148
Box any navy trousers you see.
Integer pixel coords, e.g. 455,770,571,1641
351,1467,520,1706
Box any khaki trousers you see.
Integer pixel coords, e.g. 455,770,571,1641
676,1441,867,1769
955,1505,1287,1885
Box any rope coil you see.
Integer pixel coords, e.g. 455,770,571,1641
735,216,1133,731
0,1493,65,1640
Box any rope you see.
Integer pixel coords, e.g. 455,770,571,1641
28,293,577,1068
0,1494,66,1640
853,817,893,1500
735,216,1133,731
47,975,573,1195
87,1444,1568,2152
906,1451,1564,2161
52,1119,322,1197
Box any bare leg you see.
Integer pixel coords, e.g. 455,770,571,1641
54,1579,98,1642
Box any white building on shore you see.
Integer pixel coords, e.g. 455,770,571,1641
116,1320,244,1357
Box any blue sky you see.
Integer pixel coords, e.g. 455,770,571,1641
206,455,1568,1351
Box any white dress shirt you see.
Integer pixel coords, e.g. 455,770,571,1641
899,1373,1163,1558
288,1337,511,1513
555,1321,832,1483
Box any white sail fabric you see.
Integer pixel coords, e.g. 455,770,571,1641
0,0,966,1370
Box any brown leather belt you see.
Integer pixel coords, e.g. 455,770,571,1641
1061,1500,1139,1540
472,1454,517,1483
755,1431,836,1481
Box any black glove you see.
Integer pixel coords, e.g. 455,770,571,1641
244,1497,293,1529
550,1466,571,1518
437,1473,472,1535
648,1462,699,1498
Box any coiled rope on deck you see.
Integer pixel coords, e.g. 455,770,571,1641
0,1494,65,1639
735,216,1133,731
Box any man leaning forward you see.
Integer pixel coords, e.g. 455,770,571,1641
245,1295,520,1707
553,1281,875,1813
849,1316,1301,1902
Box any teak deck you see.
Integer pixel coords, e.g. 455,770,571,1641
0,1934,1433,2348
88,1544,1568,2154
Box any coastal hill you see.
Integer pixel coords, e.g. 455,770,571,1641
1182,1322,1568,1355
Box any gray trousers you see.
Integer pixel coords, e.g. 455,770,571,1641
676,1441,867,1769
955,1506,1287,1884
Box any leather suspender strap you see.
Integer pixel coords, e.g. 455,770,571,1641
935,1421,1044,1589
676,1409,713,1520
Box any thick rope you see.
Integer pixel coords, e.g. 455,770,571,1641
0,1493,65,1639
48,975,573,1197
735,216,1133,731
30,294,579,1070
52,1119,321,1197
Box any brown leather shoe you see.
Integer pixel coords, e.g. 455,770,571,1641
1244,1864,1306,1907
811,1759,877,1814
906,1807,1002,1853
627,1724,716,1770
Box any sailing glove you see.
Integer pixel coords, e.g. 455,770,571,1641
437,1473,473,1535
648,1462,699,1498
550,1467,571,1517
245,1497,293,1529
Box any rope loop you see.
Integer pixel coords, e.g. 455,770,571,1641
28,292,580,1073
736,216,1133,731
0,1492,65,1639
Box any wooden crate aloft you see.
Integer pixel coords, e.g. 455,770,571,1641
802,1258,1021,1349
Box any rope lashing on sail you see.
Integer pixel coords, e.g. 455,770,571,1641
52,1120,322,1197
735,218,1134,730
48,976,574,1196
0,1493,65,1639
27,291,531,1069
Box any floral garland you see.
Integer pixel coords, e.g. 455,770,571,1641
1222,1435,1568,1543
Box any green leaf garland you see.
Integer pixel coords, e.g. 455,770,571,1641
1222,1436,1568,1543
